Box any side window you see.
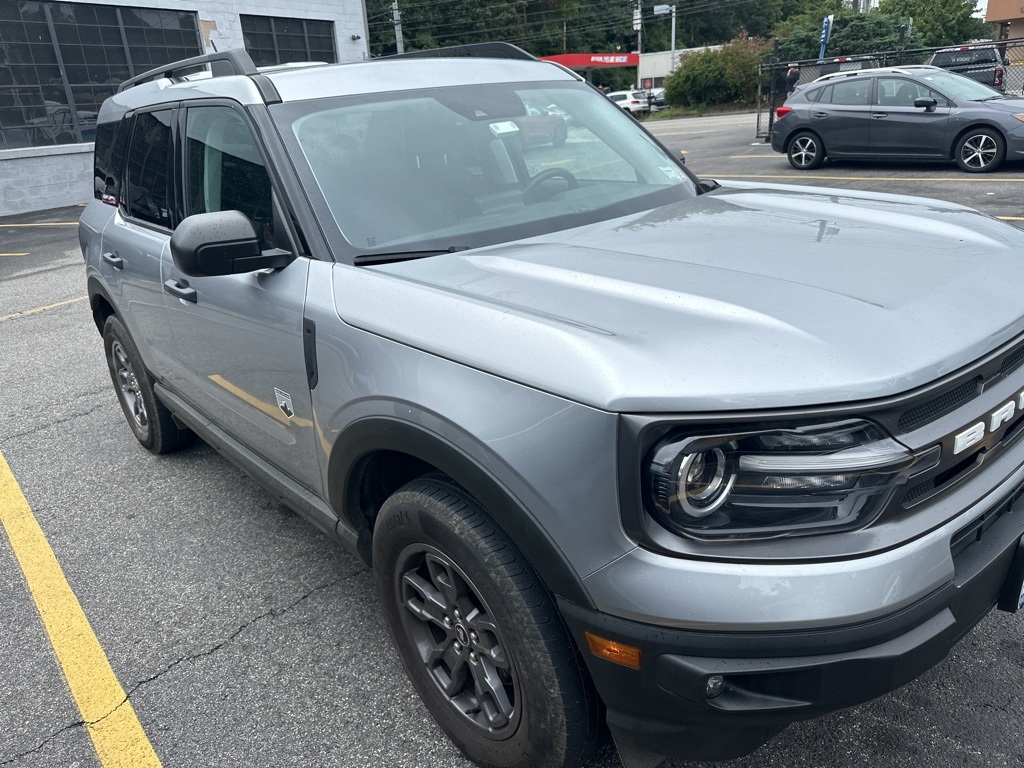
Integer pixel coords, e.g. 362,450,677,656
93,119,128,204
125,110,172,228
184,106,275,249
829,80,870,106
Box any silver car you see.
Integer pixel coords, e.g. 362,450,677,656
772,65,1024,172
81,46,1024,768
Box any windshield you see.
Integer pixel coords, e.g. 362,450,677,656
918,70,1002,101
273,80,695,259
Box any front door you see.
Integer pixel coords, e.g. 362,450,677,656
161,103,321,491
869,77,951,158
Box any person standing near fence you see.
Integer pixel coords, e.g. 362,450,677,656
785,64,800,95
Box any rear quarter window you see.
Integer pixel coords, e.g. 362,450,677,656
93,119,128,203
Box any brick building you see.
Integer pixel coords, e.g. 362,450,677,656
0,0,368,216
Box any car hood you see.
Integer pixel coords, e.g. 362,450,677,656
334,182,1024,412
977,96,1024,114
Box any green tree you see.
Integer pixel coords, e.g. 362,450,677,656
774,10,924,60
664,36,770,107
876,0,993,47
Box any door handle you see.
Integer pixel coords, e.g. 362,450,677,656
102,251,124,269
811,111,828,118
163,278,197,303
872,113,888,119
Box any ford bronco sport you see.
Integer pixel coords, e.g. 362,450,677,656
80,45,1024,768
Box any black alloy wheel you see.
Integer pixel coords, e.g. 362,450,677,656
373,476,598,768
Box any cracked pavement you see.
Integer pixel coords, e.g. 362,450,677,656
2,141,1023,768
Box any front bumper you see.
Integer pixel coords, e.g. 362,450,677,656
559,485,1024,765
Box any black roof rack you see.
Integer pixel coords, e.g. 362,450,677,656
382,42,536,62
117,49,258,93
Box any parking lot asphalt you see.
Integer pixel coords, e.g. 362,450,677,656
1,116,1022,768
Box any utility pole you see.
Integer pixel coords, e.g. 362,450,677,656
391,0,404,54
654,5,676,73
633,0,642,88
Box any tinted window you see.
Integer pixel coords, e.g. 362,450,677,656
93,118,128,202
931,49,998,66
125,110,172,228
828,80,870,106
184,106,275,248
876,78,950,108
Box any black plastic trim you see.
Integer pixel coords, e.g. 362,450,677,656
382,42,536,61
558,492,1024,763
154,384,348,547
249,73,282,105
326,416,594,608
303,318,318,390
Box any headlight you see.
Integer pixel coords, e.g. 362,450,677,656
645,419,933,540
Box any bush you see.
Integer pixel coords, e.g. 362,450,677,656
665,36,769,108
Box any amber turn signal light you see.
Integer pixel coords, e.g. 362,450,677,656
585,631,642,669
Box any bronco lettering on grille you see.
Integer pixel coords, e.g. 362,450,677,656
953,391,1024,455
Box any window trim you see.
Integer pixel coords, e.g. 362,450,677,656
121,105,177,233
177,98,310,260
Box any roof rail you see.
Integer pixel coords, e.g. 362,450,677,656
117,49,258,93
382,42,536,62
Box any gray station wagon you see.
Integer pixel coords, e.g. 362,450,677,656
80,45,1024,768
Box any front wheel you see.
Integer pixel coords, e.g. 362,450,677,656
787,131,825,170
373,477,598,768
954,127,1005,173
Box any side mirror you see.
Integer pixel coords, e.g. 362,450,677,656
914,97,937,112
170,210,293,277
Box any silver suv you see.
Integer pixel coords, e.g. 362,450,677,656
80,46,1024,768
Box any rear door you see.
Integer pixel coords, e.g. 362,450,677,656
160,102,321,491
807,78,873,156
869,77,951,157
100,108,178,379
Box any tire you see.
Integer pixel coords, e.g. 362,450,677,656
552,122,568,147
787,131,825,170
373,476,598,768
954,127,1005,173
102,316,194,454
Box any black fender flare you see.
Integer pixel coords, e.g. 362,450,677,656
328,416,595,609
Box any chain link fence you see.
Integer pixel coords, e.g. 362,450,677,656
756,38,1024,138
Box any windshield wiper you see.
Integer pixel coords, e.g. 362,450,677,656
978,95,1004,101
353,246,469,266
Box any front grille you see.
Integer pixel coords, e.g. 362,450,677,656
999,345,1024,378
897,376,983,433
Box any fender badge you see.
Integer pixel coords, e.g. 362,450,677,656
274,388,294,419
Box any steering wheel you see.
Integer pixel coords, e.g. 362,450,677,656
523,167,579,204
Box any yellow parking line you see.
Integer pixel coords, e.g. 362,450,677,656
0,252,30,257
707,173,1024,182
998,216,1024,221
0,296,88,323
0,221,79,227
0,453,162,768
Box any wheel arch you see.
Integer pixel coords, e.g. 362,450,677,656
327,416,595,609
786,128,825,155
87,276,117,336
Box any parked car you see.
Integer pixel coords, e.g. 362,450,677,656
82,45,1024,768
772,65,1024,172
928,44,1009,91
647,86,666,112
607,89,649,113
515,103,569,146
